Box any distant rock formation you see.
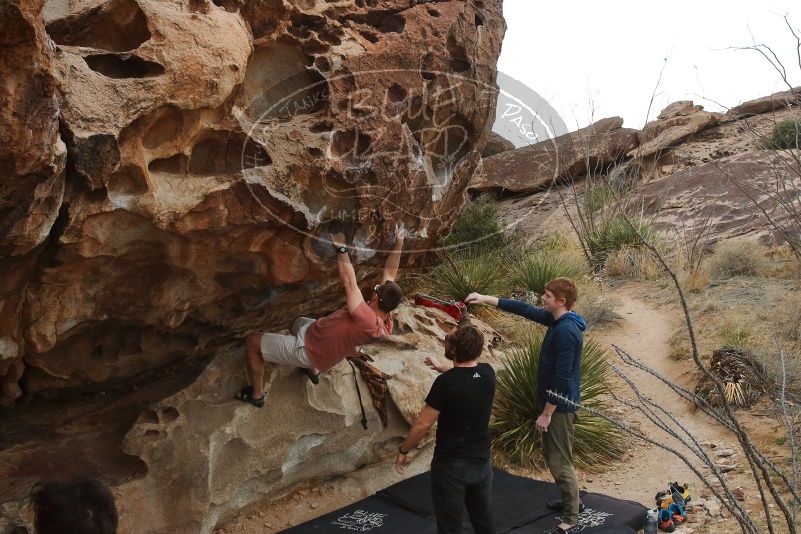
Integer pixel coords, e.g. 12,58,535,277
723,86,801,120
471,116,639,195
629,101,719,159
482,95,801,245
481,131,515,158
635,103,801,242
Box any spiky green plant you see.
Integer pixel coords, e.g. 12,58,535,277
442,194,506,251
510,254,585,298
758,119,801,150
419,249,512,304
492,333,624,470
583,183,614,213
582,216,654,263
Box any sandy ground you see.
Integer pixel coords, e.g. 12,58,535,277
217,289,789,533
577,291,787,533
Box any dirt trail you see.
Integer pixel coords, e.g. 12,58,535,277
580,290,785,532
585,292,734,500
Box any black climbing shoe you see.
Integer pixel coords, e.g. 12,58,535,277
546,500,585,513
543,525,581,534
302,368,320,385
235,386,265,408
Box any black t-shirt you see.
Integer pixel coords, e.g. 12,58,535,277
425,363,496,460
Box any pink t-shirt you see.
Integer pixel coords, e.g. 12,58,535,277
304,302,393,372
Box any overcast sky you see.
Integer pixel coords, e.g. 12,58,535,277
495,0,801,137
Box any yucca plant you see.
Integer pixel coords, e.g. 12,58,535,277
510,254,585,298
441,194,507,252
582,216,654,264
758,119,801,150
583,183,613,213
419,249,511,304
492,332,624,470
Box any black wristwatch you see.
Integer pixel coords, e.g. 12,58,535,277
336,245,348,254
398,445,409,454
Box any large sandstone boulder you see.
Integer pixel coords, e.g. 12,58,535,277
471,116,639,195
0,0,506,405
488,101,801,251
0,304,506,533
481,131,516,158
629,101,719,160
654,105,801,173
722,86,801,120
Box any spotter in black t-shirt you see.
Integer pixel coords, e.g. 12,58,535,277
425,362,496,461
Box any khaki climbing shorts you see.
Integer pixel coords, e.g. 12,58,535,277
259,317,315,368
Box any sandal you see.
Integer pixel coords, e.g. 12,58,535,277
235,385,265,408
302,367,320,385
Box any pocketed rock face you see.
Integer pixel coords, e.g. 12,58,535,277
0,0,66,401
0,0,505,404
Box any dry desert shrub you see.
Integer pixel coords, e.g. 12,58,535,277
707,239,765,279
604,245,662,280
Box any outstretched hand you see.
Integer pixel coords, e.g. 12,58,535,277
464,292,487,305
424,355,449,373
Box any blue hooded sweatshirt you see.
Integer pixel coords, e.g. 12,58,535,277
498,299,587,412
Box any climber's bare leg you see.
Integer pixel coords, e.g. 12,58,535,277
245,334,266,399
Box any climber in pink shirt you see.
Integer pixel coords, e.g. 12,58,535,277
235,225,406,408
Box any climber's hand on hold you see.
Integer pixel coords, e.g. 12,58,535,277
395,221,408,241
330,232,347,249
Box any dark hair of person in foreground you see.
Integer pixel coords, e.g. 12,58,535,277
31,478,118,534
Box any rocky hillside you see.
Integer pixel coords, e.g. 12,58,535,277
475,88,801,244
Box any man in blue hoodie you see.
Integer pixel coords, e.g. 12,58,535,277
466,277,586,534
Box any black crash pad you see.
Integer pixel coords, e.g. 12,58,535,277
507,491,646,533
280,468,646,533
280,495,436,533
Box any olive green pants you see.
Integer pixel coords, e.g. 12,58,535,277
542,411,580,524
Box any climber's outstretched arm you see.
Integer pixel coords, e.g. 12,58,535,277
382,223,407,283
331,232,364,314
